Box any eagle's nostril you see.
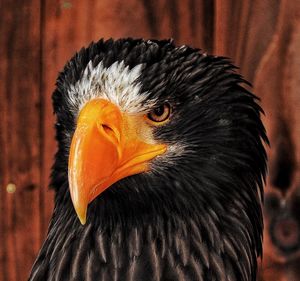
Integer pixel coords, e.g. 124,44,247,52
102,124,114,135
100,123,121,144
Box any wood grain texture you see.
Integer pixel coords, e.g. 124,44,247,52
0,0,299,280
0,0,41,280
214,0,280,82
254,1,300,280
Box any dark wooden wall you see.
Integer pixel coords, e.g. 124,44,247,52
1,1,299,280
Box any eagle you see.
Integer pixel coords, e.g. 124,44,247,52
29,38,268,281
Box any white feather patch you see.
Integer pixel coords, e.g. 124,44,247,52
67,60,155,115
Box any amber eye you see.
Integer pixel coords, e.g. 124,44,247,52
147,103,171,123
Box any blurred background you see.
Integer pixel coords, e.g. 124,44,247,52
0,0,299,280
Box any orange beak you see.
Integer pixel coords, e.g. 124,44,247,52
68,99,167,224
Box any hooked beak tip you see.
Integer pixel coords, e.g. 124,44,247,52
77,208,87,225
71,196,88,225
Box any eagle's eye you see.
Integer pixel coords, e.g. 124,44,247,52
146,103,171,124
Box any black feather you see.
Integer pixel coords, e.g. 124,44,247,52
29,38,268,281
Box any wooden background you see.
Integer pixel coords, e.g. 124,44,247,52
1,0,300,280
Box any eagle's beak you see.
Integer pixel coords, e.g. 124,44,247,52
68,99,166,224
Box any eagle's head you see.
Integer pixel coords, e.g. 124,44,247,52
49,38,267,280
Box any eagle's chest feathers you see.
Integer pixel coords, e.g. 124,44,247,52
31,213,244,281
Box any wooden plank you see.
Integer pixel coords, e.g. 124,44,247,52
4,0,298,280
214,0,280,82
0,0,41,280
254,1,300,279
